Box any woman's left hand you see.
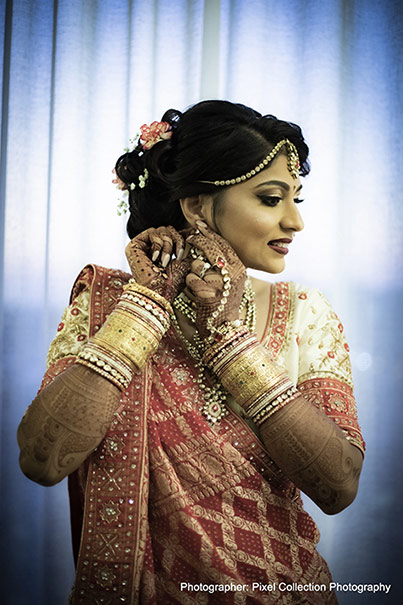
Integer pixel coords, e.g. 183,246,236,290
185,222,247,338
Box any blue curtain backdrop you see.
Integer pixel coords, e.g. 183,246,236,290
1,0,402,603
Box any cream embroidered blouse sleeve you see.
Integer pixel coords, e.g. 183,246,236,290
46,290,90,368
276,284,365,454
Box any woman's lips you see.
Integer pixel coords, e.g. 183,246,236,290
267,239,291,255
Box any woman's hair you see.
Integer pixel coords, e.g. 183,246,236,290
115,100,310,238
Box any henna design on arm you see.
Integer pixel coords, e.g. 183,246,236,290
259,395,363,514
17,365,121,486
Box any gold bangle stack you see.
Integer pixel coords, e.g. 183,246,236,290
204,331,298,426
123,280,173,314
77,282,172,389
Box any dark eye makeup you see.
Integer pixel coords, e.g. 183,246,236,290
258,195,304,207
258,195,281,207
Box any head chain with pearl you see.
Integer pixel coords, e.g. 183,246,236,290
199,138,300,187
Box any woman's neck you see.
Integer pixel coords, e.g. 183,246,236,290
248,276,272,341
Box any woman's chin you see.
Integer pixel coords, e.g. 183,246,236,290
247,260,286,274
269,264,286,274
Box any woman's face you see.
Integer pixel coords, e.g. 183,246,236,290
201,153,305,273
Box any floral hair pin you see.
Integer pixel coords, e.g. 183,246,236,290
139,121,172,150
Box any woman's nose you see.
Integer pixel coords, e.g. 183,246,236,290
281,201,304,232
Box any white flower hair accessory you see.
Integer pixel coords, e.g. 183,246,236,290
113,119,172,215
112,165,149,215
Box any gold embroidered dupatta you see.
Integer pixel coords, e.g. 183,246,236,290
39,266,361,604
40,266,152,603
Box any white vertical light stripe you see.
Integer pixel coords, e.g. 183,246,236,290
200,0,221,99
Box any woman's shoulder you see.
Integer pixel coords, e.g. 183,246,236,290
289,282,340,318
70,264,132,303
268,280,346,341
268,280,335,314
252,278,329,314
274,281,326,302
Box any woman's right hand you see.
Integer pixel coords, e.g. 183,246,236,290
184,222,247,339
125,226,190,302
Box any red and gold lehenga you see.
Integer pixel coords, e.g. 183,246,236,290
41,265,365,604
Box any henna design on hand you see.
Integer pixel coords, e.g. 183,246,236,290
185,224,247,338
125,226,190,301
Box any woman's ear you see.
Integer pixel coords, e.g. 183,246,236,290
179,195,214,229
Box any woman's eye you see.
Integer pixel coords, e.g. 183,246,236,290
258,195,282,207
294,198,305,204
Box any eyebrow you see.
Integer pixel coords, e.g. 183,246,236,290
254,180,303,193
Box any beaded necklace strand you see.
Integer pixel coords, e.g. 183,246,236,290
171,279,256,424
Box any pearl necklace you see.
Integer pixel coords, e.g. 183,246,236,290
171,278,256,425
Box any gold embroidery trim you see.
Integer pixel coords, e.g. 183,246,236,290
46,290,90,368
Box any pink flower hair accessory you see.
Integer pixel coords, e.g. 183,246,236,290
140,121,172,150
112,168,127,191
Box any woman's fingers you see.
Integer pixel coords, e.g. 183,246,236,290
136,227,181,266
149,226,185,267
191,258,210,277
190,259,223,289
146,228,163,262
165,226,185,263
187,257,223,296
203,271,223,289
186,229,246,287
186,233,229,269
125,226,189,299
160,236,172,267
186,273,216,299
